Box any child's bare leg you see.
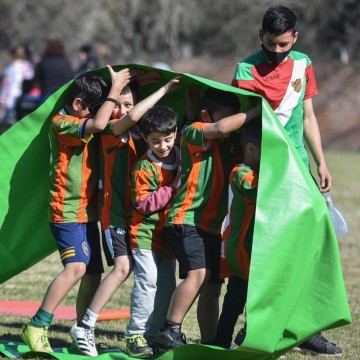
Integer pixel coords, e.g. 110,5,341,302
41,262,86,314
167,268,207,323
197,282,222,343
88,255,132,315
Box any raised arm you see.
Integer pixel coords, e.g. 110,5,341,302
111,75,181,136
203,101,261,141
84,66,135,134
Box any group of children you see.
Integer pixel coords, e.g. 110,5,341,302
20,4,342,359
20,59,261,358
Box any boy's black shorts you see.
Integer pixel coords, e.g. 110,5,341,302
165,224,223,284
102,227,132,267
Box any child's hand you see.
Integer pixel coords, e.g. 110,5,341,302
107,65,138,90
163,75,183,93
136,70,161,91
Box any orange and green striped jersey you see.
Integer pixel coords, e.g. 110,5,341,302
221,164,258,280
98,121,137,230
166,122,231,235
129,148,179,255
48,110,98,223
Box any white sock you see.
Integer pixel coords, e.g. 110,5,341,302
81,308,99,328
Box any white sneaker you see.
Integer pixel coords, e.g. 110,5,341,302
70,323,98,357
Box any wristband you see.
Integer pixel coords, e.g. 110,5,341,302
104,98,119,106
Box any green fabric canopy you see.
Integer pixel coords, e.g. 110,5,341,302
0,64,351,359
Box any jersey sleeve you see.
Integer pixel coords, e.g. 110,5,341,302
51,115,91,146
304,62,318,100
235,166,259,200
183,122,214,153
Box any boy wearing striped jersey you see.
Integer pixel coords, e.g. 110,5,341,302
124,106,180,357
156,88,261,350
70,78,181,357
213,119,262,349
231,6,341,356
21,66,134,353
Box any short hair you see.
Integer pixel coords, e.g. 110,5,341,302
201,88,240,119
139,106,178,137
67,72,107,111
240,117,262,150
262,5,297,35
121,82,140,105
44,38,67,57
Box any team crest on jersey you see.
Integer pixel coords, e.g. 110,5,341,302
82,242,89,256
291,78,302,93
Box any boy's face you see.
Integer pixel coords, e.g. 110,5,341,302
144,131,177,162
260,30,298,53
111,91,135,119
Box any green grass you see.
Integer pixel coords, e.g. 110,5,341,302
0,150,359,359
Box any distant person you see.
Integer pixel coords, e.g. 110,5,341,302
75,45,99,77
0,45,34,131
34,38,73,103
20,65,133,353
231,5,341,356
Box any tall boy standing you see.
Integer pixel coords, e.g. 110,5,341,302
156,87,260,350
231,5,341,356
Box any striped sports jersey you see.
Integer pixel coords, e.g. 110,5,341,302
48,110,98,223
166,122,231,235
129,147,180,255
221,164,258,280
98,120,137,230
232,50,318,167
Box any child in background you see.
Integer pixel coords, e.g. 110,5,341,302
124,106,180,358
212,119,262,349
156,88,261,350
70,77,180,357
21,66,133,353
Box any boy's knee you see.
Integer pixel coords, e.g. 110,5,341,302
64,262,87,280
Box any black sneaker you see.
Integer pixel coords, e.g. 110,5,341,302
156,327,186,351
294,333,342,356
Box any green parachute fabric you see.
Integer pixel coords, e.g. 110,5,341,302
0,64,351,360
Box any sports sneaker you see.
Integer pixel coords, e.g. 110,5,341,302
156,327,186,351
70,323,98,357
293,333,342,356
21,324,53,352
125,334,153,358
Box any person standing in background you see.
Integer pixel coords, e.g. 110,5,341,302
0,45,34,132
34,38,73,103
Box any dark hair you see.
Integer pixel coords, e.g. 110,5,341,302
67,72,107,111
121,82,140,105
262,5,297,35
240,117,262,149
139,106,178,137
202,88,240,119
44,38,67,57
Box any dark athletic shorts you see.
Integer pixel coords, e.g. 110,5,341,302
102,227,131,267
165,224,223,283
50,221,104,274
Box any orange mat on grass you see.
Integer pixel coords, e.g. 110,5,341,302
0,300,130,320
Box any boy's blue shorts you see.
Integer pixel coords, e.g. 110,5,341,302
50,222,104,274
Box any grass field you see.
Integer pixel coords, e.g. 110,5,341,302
0,150,359,359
